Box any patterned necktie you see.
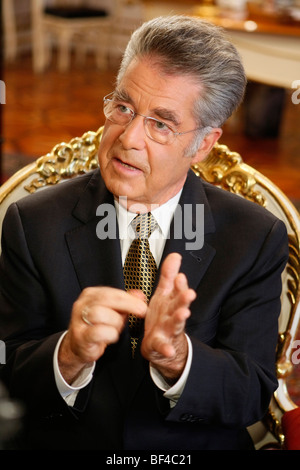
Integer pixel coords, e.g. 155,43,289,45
123,212,158,357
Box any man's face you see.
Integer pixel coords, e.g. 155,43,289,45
98,56,220,211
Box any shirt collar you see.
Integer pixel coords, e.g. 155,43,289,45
115,190,182,240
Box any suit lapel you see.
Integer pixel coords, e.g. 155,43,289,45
65,170,125,291
64,171,144,405
65,171,133,405
157,170,216,291
65,169,215,297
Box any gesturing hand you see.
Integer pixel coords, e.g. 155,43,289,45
141,253,196,384
58,287,147,384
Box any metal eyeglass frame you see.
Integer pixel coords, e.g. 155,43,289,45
103,93,207,145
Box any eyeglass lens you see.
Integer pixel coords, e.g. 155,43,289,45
103,98,175,144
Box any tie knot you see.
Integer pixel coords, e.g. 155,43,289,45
131,212,157,239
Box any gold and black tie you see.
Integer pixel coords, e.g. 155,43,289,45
123,212,158,357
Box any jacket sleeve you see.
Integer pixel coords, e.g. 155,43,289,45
0,203,68,416
167,218,289,428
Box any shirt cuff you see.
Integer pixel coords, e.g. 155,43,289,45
149,334,192,407
53,331,95,403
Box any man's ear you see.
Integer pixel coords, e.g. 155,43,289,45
191,128,223,164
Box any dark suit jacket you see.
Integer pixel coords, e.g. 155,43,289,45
0,169,288,450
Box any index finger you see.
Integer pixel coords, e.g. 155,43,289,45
77,286,147,318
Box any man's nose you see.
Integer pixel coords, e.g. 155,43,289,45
119,115,147,150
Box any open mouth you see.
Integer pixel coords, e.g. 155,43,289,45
114,157,141,172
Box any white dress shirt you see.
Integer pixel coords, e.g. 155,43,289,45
54,189,193,407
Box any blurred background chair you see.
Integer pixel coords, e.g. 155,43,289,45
31,0,113,72
2,0,18,62
0,127,299,449
2,0,144,72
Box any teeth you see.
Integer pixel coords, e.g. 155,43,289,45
121,161,137,170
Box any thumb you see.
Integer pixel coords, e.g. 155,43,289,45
127,289,148,304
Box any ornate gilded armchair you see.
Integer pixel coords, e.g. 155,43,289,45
0,127,299,449
193,146,300,449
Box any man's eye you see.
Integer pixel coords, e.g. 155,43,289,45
116,104,131,115
156,121,167,129
152,120,169,132
152,120,172,134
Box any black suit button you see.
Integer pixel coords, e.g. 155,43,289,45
180,413,203,423
44,412,63,420
180,413,192,422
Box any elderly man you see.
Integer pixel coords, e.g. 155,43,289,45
0,16,288,450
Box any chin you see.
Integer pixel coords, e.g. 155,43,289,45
108,181,138,201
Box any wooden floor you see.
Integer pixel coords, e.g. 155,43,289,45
2,53,300,207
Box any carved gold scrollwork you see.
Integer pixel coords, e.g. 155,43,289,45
24,129,102,194
287,235,300,306
276,331,294,379
263,409,285,447
192,143,266,207
276,234,300,379
273,238,300,387
224,171,266,206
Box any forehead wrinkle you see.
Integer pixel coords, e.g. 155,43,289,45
114,89,133,104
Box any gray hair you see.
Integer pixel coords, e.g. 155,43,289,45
117,15,247,131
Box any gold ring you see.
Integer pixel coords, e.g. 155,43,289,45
81,308,93,326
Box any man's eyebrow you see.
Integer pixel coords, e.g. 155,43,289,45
114,90,181,127
153,108,181,127
114,89,133,104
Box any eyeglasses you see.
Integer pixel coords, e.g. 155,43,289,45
103,93,204,145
